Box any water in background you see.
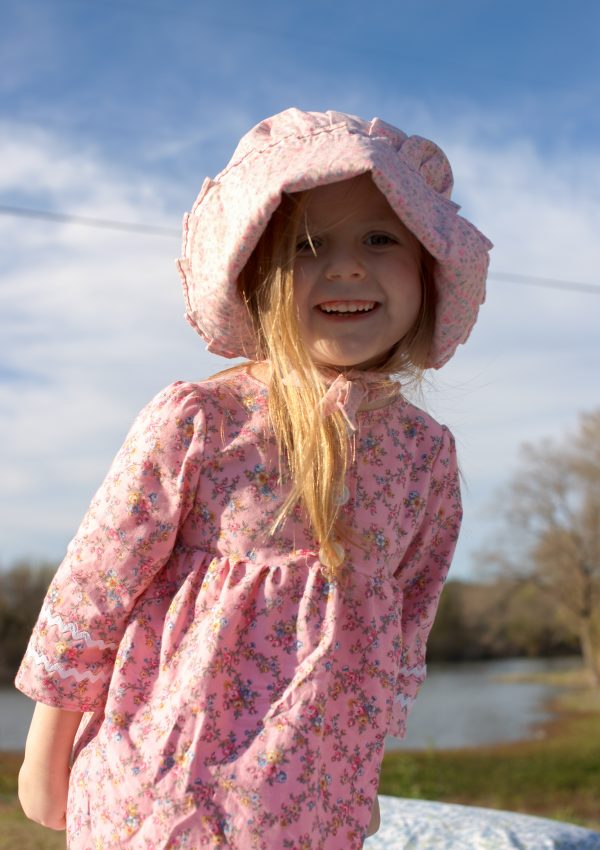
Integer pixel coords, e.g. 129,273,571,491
2,657,570,752
388,656,568,750
1,687,35,752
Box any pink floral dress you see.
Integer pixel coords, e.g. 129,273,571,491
16,369,462,850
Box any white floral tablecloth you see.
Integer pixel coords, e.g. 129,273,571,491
364,797,600,850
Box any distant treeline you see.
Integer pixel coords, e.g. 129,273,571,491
427,578,579,662
0,561,580,685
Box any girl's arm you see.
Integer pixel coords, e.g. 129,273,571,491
18,702,84,830
15,383,207,714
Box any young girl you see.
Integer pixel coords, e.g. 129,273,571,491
16,108,492,849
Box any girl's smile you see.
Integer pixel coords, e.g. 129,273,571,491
316,299,378,316
293,174,423,370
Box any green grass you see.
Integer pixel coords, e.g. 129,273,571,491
2,686,599,847
380,685,600,830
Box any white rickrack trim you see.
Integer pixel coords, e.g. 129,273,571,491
41,607,118,650
29,649,106,683
397,662,427,680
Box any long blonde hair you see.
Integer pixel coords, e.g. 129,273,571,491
235,181,437,577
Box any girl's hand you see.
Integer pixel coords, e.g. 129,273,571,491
18,702,84,830
366,794,381,837
18,757,70,830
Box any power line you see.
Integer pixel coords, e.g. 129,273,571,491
488,271,600,295
0,204,178,237
1,203,599,296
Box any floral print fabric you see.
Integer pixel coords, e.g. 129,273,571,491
16,370,462,849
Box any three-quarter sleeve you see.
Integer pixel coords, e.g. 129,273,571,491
15,381,206,711
388,426,462,738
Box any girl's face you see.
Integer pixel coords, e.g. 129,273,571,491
293,174,423,371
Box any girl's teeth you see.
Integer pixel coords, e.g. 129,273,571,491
319,301,376,313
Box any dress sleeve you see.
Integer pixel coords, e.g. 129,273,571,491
388,426,462,738
14,381,206,711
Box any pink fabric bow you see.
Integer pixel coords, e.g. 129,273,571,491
283,367,399,434
319,373,368,434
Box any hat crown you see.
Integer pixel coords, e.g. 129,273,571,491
229,109,453,199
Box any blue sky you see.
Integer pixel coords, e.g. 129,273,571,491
1,0,599,577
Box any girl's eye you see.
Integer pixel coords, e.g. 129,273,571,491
296,236,321,255
365,233,398,247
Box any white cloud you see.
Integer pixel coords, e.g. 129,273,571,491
0,120,227,564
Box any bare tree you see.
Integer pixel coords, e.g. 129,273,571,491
485,410,600,684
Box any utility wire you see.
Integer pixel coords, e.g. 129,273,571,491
487,272,600,295
1,203,599,296
0,204,178,237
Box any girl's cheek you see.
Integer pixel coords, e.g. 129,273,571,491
293,263,308,285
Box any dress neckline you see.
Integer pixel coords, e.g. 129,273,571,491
238,363,404,417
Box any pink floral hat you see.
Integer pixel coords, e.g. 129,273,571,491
177,108,492,369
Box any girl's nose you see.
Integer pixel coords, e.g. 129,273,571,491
324,249,366,281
